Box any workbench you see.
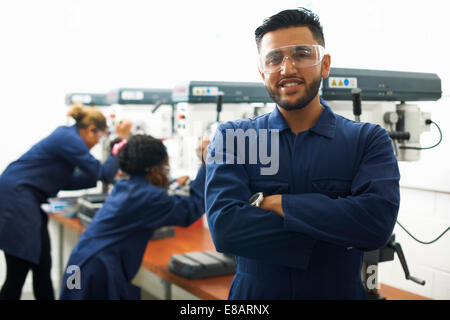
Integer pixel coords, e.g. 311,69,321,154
49,213,232,300
48,213,430,300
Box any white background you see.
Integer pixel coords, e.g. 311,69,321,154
0,0,449,299
0,0,449,191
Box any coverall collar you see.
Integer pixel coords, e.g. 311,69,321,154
310,98,337,139
130,175,148,184
268,97,336,139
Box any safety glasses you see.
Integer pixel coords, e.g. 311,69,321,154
92,128,108,141
159,164,171,177
258,44,325,74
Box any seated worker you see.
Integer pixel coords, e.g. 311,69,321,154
59,135,206,300
0,103,131,300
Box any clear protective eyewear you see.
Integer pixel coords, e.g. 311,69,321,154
160,164,171,179
93,128,108,141
258,44,325,74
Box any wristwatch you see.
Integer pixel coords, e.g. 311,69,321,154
249,192,264,207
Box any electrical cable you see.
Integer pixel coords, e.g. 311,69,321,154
396,220,450,245
400,120,442,150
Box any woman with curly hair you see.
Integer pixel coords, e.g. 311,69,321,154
59,134,206,300
0,103,131,300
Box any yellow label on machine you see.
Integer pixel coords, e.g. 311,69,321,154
328,77,358,89
193,87,219,96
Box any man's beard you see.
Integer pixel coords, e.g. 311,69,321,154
266,74,322,111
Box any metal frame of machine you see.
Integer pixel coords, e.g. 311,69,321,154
322,67,442,299
65,93,111,106
106,87,175,139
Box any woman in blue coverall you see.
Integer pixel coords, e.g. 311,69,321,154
59,135,206,300
0,104,131,300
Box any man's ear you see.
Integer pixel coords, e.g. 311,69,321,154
321,54,331,79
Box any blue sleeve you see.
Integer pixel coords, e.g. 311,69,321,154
62,155,119,190
187,165,206,214
46,128,119,189
142,165,206,228
205,125,316,269
282,126,400,251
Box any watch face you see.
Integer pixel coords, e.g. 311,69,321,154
249,192,263,206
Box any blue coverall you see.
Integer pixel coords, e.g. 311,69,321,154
205,99,400,299
59,165,206,300
0,125,118,265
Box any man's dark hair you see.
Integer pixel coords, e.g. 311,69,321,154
117,134,168,175
255,8,325,51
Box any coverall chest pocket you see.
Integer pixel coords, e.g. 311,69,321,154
248,179,289,196
312,179,352,199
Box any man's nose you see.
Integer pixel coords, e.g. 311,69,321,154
280,56,297,75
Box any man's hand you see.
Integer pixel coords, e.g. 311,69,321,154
260,194,284,217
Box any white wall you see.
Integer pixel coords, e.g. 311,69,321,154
379,187,450,299
0,0,449,299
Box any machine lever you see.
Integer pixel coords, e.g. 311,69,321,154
388,240,426,286
216,92,224,123
152,99,169,114
351,88,362,122
408,275,426,286
389,131,411,140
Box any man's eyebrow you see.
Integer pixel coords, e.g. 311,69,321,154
264,49,282,58
292,45,312,51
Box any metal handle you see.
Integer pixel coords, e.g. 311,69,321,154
216,92,224,123
351,88,362,122
388,240,426,286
